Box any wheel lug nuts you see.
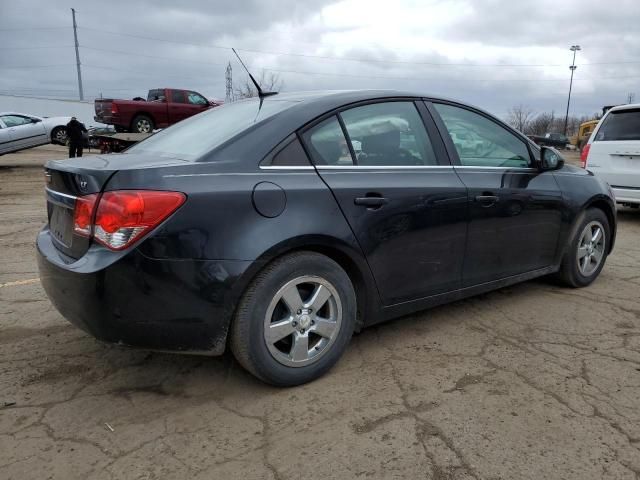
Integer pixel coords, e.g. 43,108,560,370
311,320,315,325
296,309,301,315
292,321,297,326
300,329,305,334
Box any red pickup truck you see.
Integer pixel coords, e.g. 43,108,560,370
94,88,221,133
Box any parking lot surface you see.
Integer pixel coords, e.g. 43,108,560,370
1,146,639,479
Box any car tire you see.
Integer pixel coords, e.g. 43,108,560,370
230,251,356,386
557,208,610,288
51,127,67,145
131,115,154,133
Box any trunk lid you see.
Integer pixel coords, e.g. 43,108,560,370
44,153,190,259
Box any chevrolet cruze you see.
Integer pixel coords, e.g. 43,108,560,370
37,90,617,386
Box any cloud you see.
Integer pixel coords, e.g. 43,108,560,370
1,0,639,119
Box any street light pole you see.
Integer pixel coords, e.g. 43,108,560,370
563,45,581,136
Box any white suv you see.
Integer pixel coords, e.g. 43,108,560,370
582,104,640,207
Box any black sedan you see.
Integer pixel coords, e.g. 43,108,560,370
37,90,616,386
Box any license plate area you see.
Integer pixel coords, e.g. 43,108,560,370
50,204,74,247
46,188,77,249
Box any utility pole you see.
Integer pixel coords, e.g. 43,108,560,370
225,62,233,102
71,8,84,101
627,92,636,104
563,45,580,136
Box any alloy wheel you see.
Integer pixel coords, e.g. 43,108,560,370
263,276,342,367
55,128,67,144
576,220,606,276
136,119,152,133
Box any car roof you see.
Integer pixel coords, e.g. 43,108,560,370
607,103,640,113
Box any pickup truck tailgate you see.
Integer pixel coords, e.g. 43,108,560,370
94,99,113,123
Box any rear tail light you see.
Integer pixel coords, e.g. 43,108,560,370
73,194,98,236
73,190,185,251
111,103,119,114
580,144,591,168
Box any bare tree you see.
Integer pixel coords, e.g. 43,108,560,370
233,70,283,100
507,104,535,133
529,111,556,136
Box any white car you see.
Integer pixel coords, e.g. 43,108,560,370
582,103,640,207
0,112,71,155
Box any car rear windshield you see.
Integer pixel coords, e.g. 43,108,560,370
127,98,297,160
594,109,640,141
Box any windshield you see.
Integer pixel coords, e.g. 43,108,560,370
127,98,298,160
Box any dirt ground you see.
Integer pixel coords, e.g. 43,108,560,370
1,146,639,480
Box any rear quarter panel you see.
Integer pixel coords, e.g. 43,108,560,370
104,161,383,325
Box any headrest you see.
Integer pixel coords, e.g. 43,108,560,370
362,130,400,154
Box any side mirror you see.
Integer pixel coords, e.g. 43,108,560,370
31,118,42,123
539,146,564,171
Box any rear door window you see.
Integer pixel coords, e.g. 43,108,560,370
0,115,32,127
170,90,186,103
595,109,640,141
340,102,437,166
302,116,354,166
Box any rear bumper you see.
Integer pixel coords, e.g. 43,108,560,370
37,227,253,355
612,187,640,205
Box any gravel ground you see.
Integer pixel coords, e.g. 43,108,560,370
1,145,639,480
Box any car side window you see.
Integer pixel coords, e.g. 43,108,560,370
302,116,354,166
270,137,312,166
1,115,32,127
187,92,208,105
340,102,437,166
171,90,186,103
434,103,532,168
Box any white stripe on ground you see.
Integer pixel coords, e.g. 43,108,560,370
0,278,40,288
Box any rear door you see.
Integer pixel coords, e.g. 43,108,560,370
0,114,47,150
167,89,189,124
301,100,468,305
429,102,564,286
0,118,16,153
588,108,640,191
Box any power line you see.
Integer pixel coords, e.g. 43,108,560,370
1,64,76,69
0,26,68,32
77,26,640,68
80,46,226,66
0,45,74,50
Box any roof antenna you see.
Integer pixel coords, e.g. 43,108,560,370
232,48,278,98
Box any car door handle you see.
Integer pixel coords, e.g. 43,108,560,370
354,196,388,208
474,195,499,206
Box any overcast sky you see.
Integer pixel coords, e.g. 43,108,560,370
1,0,639,118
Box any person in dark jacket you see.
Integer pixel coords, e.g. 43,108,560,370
66,117,87,158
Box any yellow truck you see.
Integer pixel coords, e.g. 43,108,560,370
570,120,599,151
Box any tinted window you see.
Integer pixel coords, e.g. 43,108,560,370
127,98,297,160
595,109,640,141
341,102,437,166
171,90,185,103
1,115,32,127
187,92,208,105
148,89,166,102
270,138,311,166
434,103,531,168
302,116,353,166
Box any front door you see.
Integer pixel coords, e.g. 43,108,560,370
301,100,468,306
430,102,564,286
